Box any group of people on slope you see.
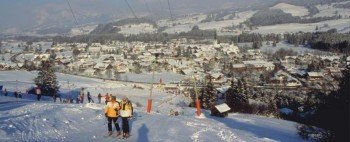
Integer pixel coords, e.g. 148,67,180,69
104,96,133,138
1,89,22,98
75,91,94,104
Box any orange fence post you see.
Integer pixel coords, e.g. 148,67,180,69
195,99,201,116
146,99,152,113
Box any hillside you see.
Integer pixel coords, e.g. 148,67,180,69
251,18,350,34
0,71,307,142
270,3,309,17
89,18,157,35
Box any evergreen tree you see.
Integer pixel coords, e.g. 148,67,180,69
259,74,266,86
200,78,217,109
298,70,350,141
225,79,237,110
272,40,277,47
34,60,59,97
206,79,217,107
225,78,249,112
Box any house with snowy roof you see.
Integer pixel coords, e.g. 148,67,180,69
93,62,113,71
270,70,302,87
231,64,246,73
307,72,324,81
207,72,227,86
33,54,50,61
211,103,231,117
77,53,90,59
101,45,117,53
79,61,96,70
57,59,71,65
243,60,275,71
88,46,101,54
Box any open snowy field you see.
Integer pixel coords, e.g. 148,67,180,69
118,23,157,35
259,42,333,56
0,71,307,142
70,25,98,36
120,72,186,84
0,70,169,107
163,11,255,34
314,2,350,18
270,3,309,17
251,19,350,34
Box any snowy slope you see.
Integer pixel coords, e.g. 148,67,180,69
314,2,350,18
0,96,306,142
162,11,255,34
251,19,350,34
0,71,306,142
270,3,309,17
118,23,157,35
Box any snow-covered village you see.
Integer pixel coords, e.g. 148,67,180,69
0,0,349,142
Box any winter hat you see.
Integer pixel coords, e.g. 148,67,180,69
111,96,116,101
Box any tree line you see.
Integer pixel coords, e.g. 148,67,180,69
284,31,350,53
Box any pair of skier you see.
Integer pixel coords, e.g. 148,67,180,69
104,96,133,138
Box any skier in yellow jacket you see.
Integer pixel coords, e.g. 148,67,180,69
104,96,121,136
120,97,133,138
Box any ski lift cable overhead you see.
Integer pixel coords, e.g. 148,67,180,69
158,0,165,18
124,0,139,23
65,0,79,26
65,0,87,36
167,0,173,21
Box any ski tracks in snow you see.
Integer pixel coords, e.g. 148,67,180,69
186,119,242,142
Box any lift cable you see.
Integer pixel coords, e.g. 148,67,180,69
167,0,173,21
65,0,79,26
124,0,139,23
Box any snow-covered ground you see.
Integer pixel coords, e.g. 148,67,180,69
0,71,168,107
270,3,309,17
157,14,207,27
120,72,186,84
251,19,350,34
70,25,98,36
314,2,350,18
118,23,157,35
162,11,255,34
260,42,332,56
0,71,307,142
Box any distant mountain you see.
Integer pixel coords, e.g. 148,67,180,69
0,0,349,36
0,0,276,35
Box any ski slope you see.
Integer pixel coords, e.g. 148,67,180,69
314,2,350,18
251,19,350,34
0,71,306,142
270,3,309,17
